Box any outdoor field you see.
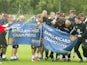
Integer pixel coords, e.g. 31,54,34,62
0,0,87,65
0,45,87,65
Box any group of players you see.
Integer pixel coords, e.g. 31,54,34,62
0,13,25,61
0,9,87,62
30,10,87,62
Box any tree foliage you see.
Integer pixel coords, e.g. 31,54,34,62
0,0,87,15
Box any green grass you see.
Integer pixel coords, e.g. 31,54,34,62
1,45,87,65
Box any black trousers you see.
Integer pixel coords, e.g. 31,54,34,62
82,47,87,57
45,49,49,58
0,32,7,48
45,50,54,59
62,54,71,58
74,40,83,60
0,45,2,59
49,51,54,59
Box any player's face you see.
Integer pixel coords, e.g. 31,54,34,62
50,13,55,19
38,16,43,23
75,18,80,24
79,16,85,22
65,20,71,27
9,16,15,22
42,12,47,17
70,12,75,18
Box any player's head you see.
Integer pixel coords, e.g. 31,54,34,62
36,14,43,23
78,13,85,22
69,10,76,17
42,10,48,17
65,20,71,27
18,15,25,22
57,18,65,26
75,16,81,24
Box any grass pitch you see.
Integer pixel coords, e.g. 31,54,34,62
1,45,87,65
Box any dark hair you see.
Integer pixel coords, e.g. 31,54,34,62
57,18,65,25
78,13,85,17
36,14,42,18
60,13,66,17
56,12,60,15
75,16,80,19
70,10,75,13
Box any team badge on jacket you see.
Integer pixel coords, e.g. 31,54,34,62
70,35,77,41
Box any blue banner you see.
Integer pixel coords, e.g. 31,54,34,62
8,22,41,46
42,23,78,54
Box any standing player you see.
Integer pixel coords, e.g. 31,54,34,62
68,10,76,27
0,13,8,60
78,13,87,61
31,14,43,62
73,16,85,62
10,15,25,61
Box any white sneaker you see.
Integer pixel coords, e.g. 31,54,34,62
32,58,35,62
84,57,87,61
32,55,35,62
2,55,7,60
10,56,18,61
36,57,40,61
0,62,2,64
2,55,6,59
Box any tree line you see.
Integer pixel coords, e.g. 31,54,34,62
0,0,87,15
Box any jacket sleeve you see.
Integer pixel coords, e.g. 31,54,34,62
81,24,87,38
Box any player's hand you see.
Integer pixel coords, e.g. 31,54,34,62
78,35,82,37
51,20,56,25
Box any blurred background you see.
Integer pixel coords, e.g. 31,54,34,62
0,0,87,15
